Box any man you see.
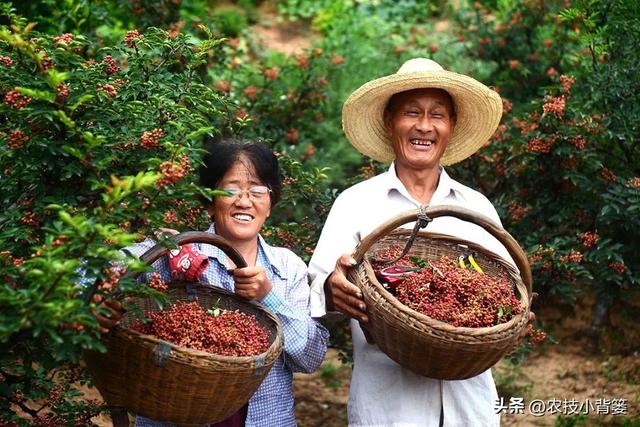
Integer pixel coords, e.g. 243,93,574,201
309,58,514,426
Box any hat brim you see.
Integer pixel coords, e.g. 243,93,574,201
342,70,503,165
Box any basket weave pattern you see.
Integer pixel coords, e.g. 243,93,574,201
347,206,532,380
83,232,284,426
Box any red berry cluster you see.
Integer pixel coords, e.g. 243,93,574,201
40,52,55,71
0,55,13,67
97,83,118,97
0,250,23,266
569,136,586,149
131,301,271,356
100,265,126,291
296,53,309,69
52,234,68,248
330,54,344,65
508,202,529,222
234,108,249,121
526,137,554,154
244,85,258,100
523,324,547,346
264,67,279,81
4,90,32,109
628,177,640,189
559,75,576,93
140,128,164,149
53,33,74,45
184,206,203,225
157,155,190,187
373,252,523,328
56,84,70,101
8,130,29,148
102,55,121,74
147,272,168,292
124,30,142,48
608,261,626,275
559,249,583,264
163,210,179,224
215,79,231,93
284,128,299,143
20,211,41,227
579,231,599,249
542,95,566,119
600,167,617,183
275,229,301,250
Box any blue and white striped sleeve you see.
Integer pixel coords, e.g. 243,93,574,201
260,252,329,373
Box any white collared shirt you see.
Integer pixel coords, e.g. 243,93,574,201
309,163,510,427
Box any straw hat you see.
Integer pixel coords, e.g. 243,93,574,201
342,58,503,165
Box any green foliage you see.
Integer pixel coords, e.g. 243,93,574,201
0,3,331,422
319,360,342,390
444,1,640,310
453,0,580,105
213,8,249,37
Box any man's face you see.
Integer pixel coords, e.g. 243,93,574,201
384,88,456,171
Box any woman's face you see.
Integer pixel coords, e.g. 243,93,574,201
209,155,271,245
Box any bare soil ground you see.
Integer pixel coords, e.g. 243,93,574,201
249,1,315,56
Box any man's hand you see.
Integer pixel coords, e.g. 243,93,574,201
326,254,368,323
233,266,273,301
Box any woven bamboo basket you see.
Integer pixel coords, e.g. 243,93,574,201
83,232,284,426
346,205,532,380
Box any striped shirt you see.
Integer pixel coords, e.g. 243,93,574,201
133,224,329,427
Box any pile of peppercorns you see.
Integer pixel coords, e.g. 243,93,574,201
131,301,271,356
373,247,523,328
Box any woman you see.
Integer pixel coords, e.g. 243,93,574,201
100,137,329,427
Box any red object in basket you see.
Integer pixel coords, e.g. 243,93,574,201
168,244,209,282
375,265,416,288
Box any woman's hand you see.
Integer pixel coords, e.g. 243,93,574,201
232,266,273,301
326,254,368,323
92,294,123,334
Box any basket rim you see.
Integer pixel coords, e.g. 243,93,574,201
361,229,531,335
115,282,284,363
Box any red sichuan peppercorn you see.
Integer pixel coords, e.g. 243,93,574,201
131,301,270,356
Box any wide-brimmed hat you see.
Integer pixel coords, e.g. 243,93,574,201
342,58,502,165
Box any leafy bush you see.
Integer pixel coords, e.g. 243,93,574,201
453,0,580,105
213,8,249,37
450,0,640,326
0,3,331,423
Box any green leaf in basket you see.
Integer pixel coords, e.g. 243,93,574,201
408,256,427,269
206,307,221,317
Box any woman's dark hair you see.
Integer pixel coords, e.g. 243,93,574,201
199,136,282,206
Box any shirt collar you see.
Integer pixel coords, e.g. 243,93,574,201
384,162,464,204
198,223,285,279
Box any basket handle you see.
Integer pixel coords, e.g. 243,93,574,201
138,231,247,269
352,205,532,297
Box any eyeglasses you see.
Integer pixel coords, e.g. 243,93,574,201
222,185,272,200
